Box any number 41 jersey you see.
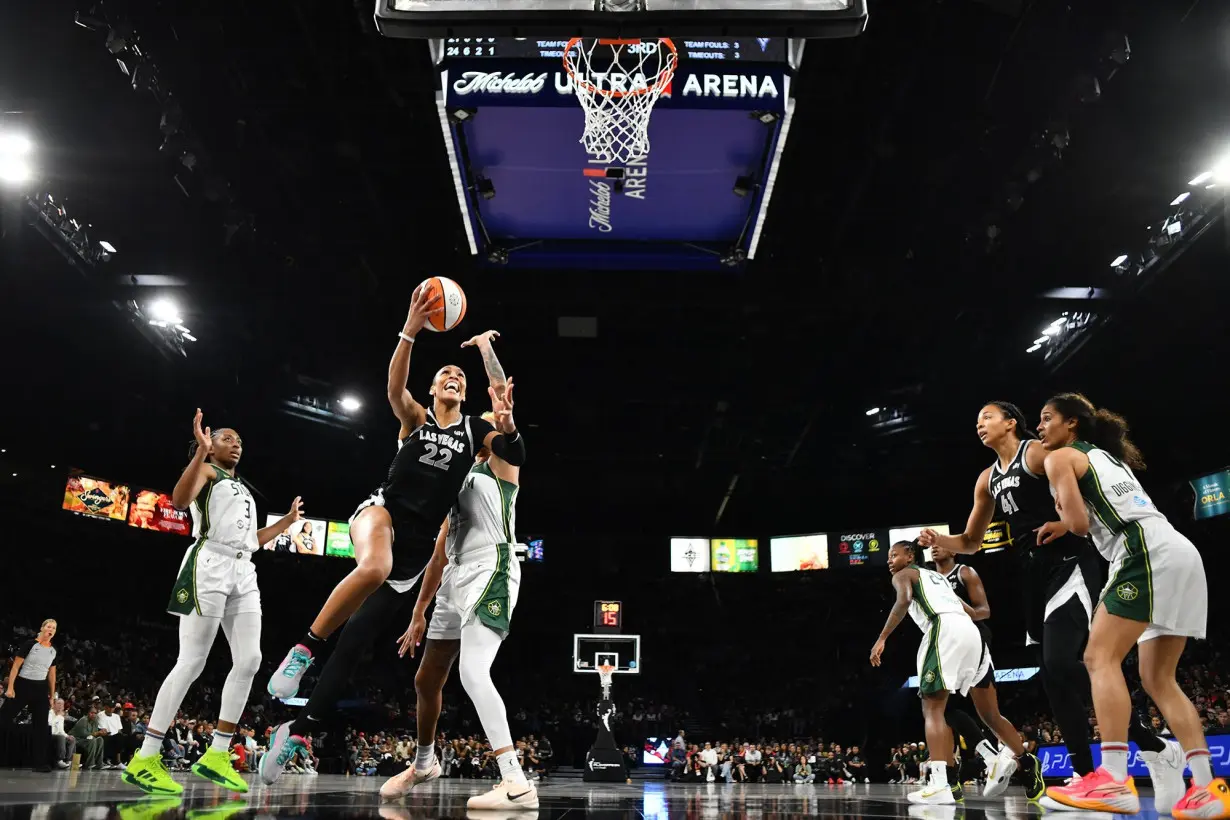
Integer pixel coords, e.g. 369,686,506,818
382,410,496,533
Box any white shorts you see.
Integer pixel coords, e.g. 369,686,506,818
167,540,260,619
1101,519,1208,643
916,613,990,698
427,544,521,640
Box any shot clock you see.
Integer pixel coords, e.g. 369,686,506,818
593,600,623,633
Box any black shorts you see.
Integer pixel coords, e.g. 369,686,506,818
349,488,439,583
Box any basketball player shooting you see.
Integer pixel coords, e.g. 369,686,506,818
380,330,537,810
870,541,991,806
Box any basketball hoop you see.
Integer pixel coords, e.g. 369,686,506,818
563,38,678,167
597,663,616,700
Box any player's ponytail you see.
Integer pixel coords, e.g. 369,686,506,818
1046,392,1145,471
986,401,1037,441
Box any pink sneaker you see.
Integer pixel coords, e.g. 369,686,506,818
1044,767,1140,814
1171,779,1230,820
379,758,442,800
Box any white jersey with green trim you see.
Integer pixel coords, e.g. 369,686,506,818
907,564,967,631
445,461,517,559
1058,441,1167,564
191,465,259,554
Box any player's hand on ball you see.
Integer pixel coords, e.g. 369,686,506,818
489,378,515,433
917,528,940,548
869,638,886,667
461,330,500,348
193,408,213,456
288,497,304,523
396,614,428,659
404,283,444,336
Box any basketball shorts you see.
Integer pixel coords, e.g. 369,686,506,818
427,543,521,640
350,487,438,588
917,613,991,698
1101,519,1208,643
166,539,260,619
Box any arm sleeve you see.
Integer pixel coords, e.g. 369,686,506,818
490,431,526,466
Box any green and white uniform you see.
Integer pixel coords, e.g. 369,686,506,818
908,564,990,697
427,461,521,639
1056,441,1208,642
167,465,261,618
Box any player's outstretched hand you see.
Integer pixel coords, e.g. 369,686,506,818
461,329,500,348
405,283,444,336
489,378,515,433
193,408,213,456
287,496,304,523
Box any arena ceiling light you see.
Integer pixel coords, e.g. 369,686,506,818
0,130,35,185
1170,192,1191,206
1189,171,1213,186
339,396,362,412
98,240,118,253
147,298,183,325
864,407,880,416
1109,254,1128,267
1026,343,1042,353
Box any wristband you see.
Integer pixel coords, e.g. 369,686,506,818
398,332,416,344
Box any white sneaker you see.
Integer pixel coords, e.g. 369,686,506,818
983,750,1019,798
55,761,69,769
380,758,442,800
259,722,307,785
466,779,540,810
268,645,314,699
908,781,957,805
1141,739,1185,815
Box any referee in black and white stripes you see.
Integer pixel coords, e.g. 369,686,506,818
2,619,57,772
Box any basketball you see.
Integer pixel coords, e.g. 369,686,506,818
418,276,467,332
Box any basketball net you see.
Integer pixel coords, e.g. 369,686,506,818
597,663,616,701
563,38,678,167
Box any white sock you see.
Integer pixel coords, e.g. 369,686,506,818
140,730,165,758
415,742,436,769
1187,750,1214,788
211,730,234,753
930,761,947,786
1101,743,1129,781
497,750,528,785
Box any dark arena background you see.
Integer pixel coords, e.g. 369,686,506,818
1,0,1230,818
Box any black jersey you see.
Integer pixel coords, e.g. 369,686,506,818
986,439,1102,642
381,410,495,534
944,564,992,648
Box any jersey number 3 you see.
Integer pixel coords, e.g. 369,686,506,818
419,442,454,471
1000,490,1020,516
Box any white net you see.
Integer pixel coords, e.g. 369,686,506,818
597,664,615,695
563,38,678,166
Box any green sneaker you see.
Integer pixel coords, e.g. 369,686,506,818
191,747,250,793
116,797,183,820
122,753,184,795
1022,753,1045,802
950,782,965,804
186,801,251,820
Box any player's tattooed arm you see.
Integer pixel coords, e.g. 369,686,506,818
462,330,507,399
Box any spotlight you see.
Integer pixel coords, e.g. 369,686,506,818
447,107,477,124
340,396,362,412
1189,171,1213,186
99,241,118,253
1026,344,1042,353
865,407,880,416
1110,254,1128,268
750,110,780,125
148,298,182,324
1170,192,1190,206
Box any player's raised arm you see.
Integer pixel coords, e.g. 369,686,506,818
461,330,508,400
478,380,526,466
172,409,218,510
388,285,443,434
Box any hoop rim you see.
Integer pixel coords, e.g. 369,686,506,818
597,663,616,677
563,37,678,99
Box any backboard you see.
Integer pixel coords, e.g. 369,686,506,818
375,0,868,39
573,633,641,674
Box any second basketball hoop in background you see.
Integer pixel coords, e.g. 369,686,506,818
563,38,678,167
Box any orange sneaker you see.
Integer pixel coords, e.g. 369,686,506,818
1171,779,1230,820
1044,766,1140,814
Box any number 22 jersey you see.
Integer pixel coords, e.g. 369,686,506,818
381,410,497,536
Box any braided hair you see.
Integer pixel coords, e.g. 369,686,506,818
985,400,1037,441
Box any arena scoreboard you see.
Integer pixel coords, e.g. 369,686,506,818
440,36,789,62
593,600,623,633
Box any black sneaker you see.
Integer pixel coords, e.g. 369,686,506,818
1021,753,1045,802
949,782,965,803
